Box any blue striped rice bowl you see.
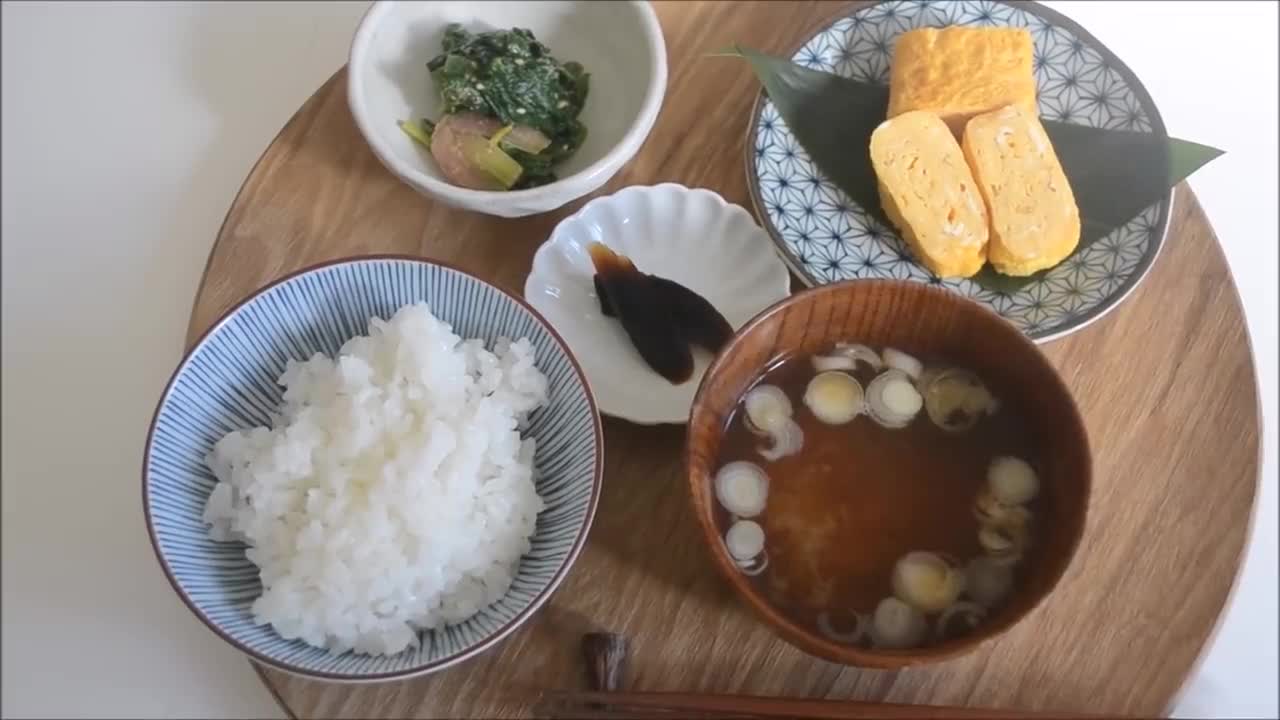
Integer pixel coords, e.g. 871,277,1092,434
143,256,603,681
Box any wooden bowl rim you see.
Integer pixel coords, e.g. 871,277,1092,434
683,278,1092,668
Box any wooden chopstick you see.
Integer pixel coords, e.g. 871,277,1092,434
539,690,1123,719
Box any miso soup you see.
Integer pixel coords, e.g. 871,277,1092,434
711,343,1046,649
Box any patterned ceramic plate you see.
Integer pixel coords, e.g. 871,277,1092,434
747,0,1172,342
143,256,602,681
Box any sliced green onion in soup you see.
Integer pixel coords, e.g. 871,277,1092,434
803,371,864,425
714,461,769,518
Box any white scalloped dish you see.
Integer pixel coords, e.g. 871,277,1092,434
525,184,792,424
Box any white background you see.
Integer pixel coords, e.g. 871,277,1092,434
2,1,1274,717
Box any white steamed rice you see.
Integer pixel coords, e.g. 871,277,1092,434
202,302,548,656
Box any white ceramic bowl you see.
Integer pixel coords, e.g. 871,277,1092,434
348,0,667,218
525,184,792,425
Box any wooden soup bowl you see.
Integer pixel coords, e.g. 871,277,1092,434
685,279,1091,668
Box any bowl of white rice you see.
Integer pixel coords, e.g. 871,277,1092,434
143,256,602,681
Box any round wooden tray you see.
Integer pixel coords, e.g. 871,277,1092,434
187,2,1260,717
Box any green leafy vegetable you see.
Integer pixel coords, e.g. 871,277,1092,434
427,23,589,184
506,148,557,189
397,118,435,149
718,45,1224,292
456,133,524,189
493,124,552,154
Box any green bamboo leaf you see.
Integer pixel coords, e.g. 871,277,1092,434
720,46,1224,294
956,124,1223,293
724,45,892,227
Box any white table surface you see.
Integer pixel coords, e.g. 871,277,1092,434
1,1,1274,717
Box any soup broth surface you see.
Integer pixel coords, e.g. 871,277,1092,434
714,348,1045,636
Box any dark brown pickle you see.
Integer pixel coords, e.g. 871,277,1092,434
593,275,615,318
589,243,694,384
649,276,733,353
588,243,735,385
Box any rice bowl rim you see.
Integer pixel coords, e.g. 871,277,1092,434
141,254,605,682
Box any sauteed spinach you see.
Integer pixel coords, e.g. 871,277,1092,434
400,24,590,190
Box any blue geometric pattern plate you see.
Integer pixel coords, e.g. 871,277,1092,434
747,0,1172,342
143,256,602,681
